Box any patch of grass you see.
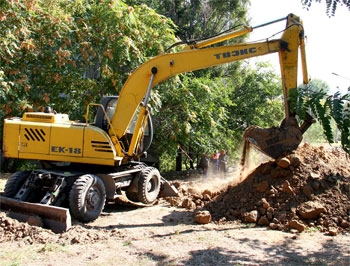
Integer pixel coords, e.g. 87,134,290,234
39,243,68,253
0,245,37,266
122,240,132,246
304,225,321,235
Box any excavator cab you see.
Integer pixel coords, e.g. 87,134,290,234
94,96,154,157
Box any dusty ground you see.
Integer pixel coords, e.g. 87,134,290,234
0,143,349,265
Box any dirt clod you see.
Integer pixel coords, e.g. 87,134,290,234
298,201,326,219
194,210,211,224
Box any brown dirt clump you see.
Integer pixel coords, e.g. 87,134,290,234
0,211,126,244
196,143,349,235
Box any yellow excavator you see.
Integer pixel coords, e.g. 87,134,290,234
1,14,314,232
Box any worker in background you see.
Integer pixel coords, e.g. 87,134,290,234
198,151,210,178
211,150,220,173
219,149,227,179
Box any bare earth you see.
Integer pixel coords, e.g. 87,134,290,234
0,143,349,266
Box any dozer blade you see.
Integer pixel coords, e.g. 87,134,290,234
243,117,303,159
159,177,179,197
0,196,71,233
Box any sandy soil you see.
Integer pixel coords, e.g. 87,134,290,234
1,201,349,266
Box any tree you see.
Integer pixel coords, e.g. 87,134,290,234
152,74,236,164
0,0,176,120
306,79,331,94
228,62,284,129
289,83,350,154
301,0,350,16
126,0,250,40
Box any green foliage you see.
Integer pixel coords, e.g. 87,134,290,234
85,2,177,93
289,84,350,154
0,0,98,120
153,74,235,158
126,0,250,40
158,152,177,172
126,0,249,80
301,0,350,16
0,0,176,124
228,62,284,129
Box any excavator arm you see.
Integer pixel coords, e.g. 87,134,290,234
243,14,313,158
111,13,311,159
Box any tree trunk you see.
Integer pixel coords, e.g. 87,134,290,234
176,147,182,171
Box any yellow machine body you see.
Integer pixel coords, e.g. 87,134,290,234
3,113,122,166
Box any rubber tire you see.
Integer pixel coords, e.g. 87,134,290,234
3,171,31,198
125,164,146,202
137,167,161,204
69,174,106,223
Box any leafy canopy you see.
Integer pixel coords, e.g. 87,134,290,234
0,0,176,127
301,0,350,16
289,81,350,154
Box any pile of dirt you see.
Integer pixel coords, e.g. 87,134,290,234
168,143,350,235
0,211,125,244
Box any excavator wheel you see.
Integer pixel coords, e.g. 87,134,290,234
3,171,31,198
243,117,303,159
69,174,106,223
137,167,161,204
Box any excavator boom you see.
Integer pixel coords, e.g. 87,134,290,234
110,13,310,159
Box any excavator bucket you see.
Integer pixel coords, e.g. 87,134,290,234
243,117,307,159
0,196,71,233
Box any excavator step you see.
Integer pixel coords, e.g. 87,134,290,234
0,196,71,233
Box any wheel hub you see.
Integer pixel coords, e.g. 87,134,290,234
86,187,100,209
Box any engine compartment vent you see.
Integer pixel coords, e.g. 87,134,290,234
91,141,113,153
24,127,47,142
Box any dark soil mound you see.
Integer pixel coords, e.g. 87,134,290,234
204,143,350,234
